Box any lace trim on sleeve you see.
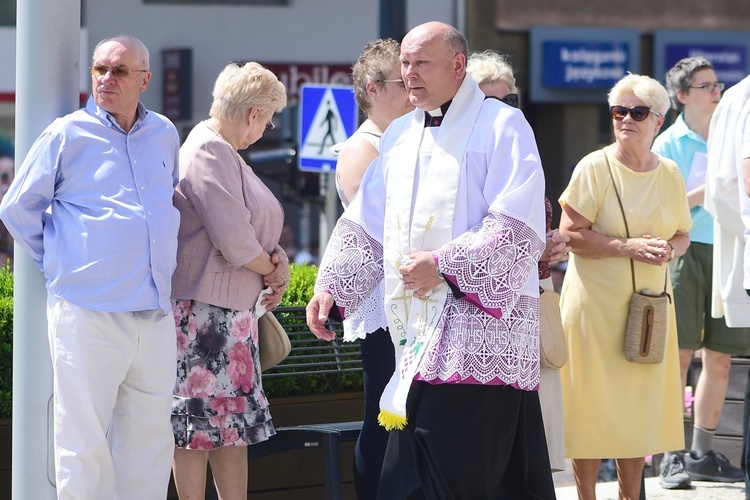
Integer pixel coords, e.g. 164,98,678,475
315,218,384,318
342,283,387,341
434,210,543,314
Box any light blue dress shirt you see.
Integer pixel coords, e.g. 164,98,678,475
0,97,180,313
652,113,712,245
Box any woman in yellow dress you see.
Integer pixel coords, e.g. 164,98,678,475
559,73,692,500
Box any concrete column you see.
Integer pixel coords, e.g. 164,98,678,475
13,0,80,497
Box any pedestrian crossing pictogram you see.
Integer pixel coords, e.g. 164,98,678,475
298,84,358,172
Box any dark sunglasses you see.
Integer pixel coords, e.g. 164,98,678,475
90,65,148,79
609,105,661,122
500,93,519,108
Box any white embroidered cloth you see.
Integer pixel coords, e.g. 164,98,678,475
315,74,547,429
377,75,484,428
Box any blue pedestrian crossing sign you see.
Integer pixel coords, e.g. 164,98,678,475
298,84,358,172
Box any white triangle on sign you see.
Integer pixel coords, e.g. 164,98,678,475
301,88,349,161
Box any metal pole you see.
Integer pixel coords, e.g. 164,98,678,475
14,0,80,497
317,172,339,256
453,0,466,33
380,0,406,40
297,202,313,263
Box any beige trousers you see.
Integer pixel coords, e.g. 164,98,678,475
47,297,176,499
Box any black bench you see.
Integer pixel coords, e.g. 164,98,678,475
212,306,364,500
247,421,363,499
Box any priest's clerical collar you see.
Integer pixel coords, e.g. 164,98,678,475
424,100,453,127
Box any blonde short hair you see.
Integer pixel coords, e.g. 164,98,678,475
608,73,670,116
210,62,287,124
466,50,517,93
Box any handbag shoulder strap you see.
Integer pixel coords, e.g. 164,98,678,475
602,150,668,295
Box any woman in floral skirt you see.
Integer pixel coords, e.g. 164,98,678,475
170,62,290,499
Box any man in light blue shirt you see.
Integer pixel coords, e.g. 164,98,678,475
0,35,180,499
653,56,746,490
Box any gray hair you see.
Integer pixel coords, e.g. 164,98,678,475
93,35,150,70
444,26,468,59
209,62,287,125
608,73,670,117
664,57,714,112
466,50,517,93
352,39,401,114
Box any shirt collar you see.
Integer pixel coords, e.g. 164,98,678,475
86,96,148,132
673,113,706,145
424,100,453,127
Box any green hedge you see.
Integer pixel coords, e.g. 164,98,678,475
278,263,318,308
0,265,12,418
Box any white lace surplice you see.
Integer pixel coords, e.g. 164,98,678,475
315,78,546,392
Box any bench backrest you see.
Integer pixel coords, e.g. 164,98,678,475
264,306,362,378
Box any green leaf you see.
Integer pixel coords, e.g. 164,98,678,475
0,264,12,418
278,263,318,307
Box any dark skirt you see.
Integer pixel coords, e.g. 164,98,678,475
377,381,556,500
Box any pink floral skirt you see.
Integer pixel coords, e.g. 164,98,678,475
171,299,275,449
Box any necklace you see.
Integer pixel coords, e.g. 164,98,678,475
203,119,236,150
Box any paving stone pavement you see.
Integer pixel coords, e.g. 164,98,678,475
553,460,747,500
554,477,746,499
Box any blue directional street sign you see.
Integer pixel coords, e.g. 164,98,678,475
298,84,358,172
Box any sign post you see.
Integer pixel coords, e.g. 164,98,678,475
297,84,358,255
